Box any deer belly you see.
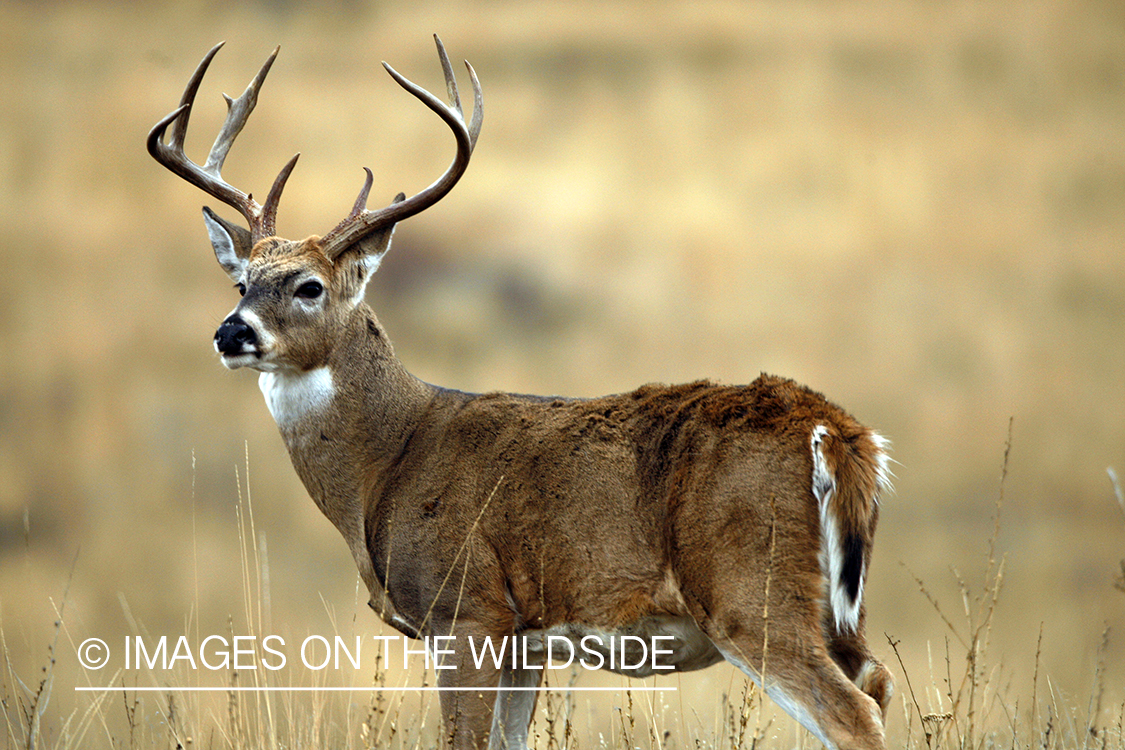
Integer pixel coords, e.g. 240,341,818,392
518,615,721,678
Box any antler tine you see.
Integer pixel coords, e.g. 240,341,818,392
147,43,297,243
465,61,483,149
435,36,462,123
347,168,376,220
260,152,300,238
321,35,483,260
167,42,225,154
204,46,280,176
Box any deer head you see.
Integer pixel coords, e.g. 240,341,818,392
147,36,481,375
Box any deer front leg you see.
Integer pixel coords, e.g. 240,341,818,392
489,659,542,750
435,640,497,750
432,624,540,750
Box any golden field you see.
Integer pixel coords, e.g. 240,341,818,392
1,1,1123,747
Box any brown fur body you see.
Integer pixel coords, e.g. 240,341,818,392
272,301,894,750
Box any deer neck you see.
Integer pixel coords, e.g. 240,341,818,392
256,304,435,590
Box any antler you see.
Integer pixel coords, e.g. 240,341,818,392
147,42,299,244
319,34,483,261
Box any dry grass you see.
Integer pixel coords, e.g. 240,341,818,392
4,441,1122,748
2,0,1124,747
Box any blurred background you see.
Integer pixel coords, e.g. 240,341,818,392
1,0,1123,746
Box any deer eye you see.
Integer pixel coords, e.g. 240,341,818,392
236,283,246,297
295,280,323,300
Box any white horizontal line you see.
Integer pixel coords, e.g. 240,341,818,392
76,686,676,693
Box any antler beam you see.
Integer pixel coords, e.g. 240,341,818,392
319,34,483,260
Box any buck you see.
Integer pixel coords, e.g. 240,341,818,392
149,37,895,750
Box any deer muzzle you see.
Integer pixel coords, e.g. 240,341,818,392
214,315,257,357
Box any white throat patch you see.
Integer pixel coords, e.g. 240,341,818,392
258,367,335,427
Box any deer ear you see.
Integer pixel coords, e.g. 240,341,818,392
331,191,404,301
349,191,405,268
351,223,397,268
202,206,253,281
336,223,397,305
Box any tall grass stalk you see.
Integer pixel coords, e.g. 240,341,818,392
6,441,1124,748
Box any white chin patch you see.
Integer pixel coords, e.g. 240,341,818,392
258,367,335,426
219,352,260,370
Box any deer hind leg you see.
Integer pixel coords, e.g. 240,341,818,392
703,602,887,750
827,622,894,722
718,640,887,750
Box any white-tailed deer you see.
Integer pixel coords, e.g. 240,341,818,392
149,36,894,750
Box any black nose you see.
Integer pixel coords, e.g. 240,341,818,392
214,316,257,355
